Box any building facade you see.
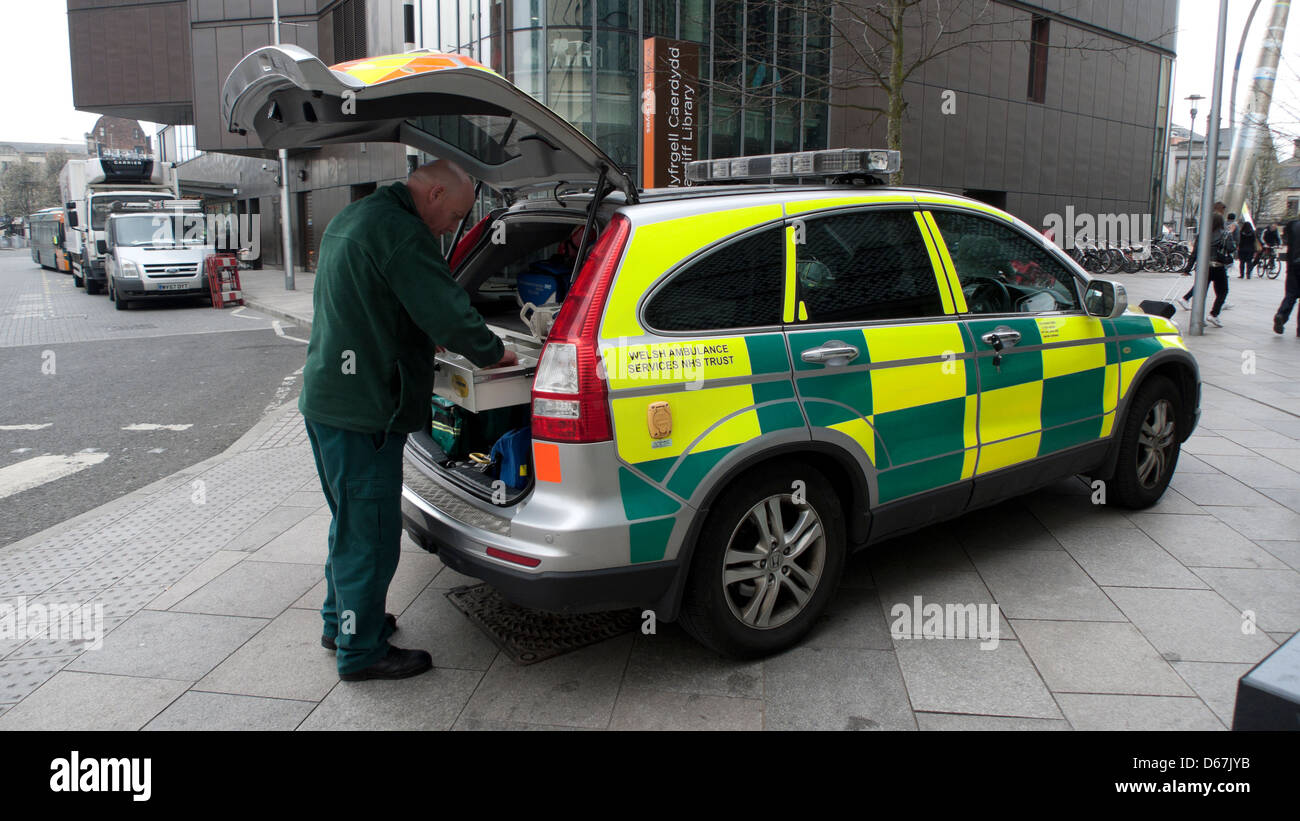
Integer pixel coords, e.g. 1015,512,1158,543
66,0,1177,269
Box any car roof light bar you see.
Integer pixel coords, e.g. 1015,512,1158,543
685,149,900,185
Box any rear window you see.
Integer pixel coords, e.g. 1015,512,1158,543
644,227,785,332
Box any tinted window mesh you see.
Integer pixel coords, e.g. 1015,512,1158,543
645,228,784,331
797,210,944,322
930,211,1080,314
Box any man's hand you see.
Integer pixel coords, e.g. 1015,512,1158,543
488,349,518,369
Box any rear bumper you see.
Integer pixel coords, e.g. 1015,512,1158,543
400,476,677,614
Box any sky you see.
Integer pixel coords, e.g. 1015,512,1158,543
0,0,1297,156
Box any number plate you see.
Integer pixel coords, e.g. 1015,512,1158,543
156,283,189,291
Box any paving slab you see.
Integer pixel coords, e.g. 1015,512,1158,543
763,646,916,730
143,691,316,731
891,638,1061,719
246,513,331,564
609,688,764,730
1170,473,1276,507
145,550,247,611
297,667,482,731
1258,540,1300,572
194,608,341,701
1194,454,1300,488
1012,619,1191,696
966,548,1124,621
223,505,315,553
1055,693,1225,731
0,671,187,730
1189,567,1300,633
1208,504,1300,542
1054,526,1209,589
1170,661,1255,728
458,634,633,729
915,712,1070,731
1103,586,1279,664
623,626,764,699
1129,513,1289,569
170,560,322,618
67,609,266,681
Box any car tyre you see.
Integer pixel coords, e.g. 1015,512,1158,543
679,462,846,659
1106,375,1181,509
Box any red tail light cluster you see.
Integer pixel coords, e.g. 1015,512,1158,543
531,214,631,443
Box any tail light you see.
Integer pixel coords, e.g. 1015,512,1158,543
531,214,630,443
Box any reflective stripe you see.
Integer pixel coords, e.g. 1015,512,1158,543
914,211,955,315
783,223,798,322
921,211,969,313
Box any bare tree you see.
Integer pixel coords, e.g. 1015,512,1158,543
0,161,48,218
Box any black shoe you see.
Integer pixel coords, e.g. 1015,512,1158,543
1276,317,1287,334
339,645,433,682
321,613,398,652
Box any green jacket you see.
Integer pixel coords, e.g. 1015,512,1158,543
298,182,504,434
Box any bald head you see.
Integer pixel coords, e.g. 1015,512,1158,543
407,159,475,237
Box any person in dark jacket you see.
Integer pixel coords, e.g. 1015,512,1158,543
300,160,515,681
1274,210,1300,336
1237,220,1257,278
1205,212,1232,327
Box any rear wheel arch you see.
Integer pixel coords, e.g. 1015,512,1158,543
653,440,870,621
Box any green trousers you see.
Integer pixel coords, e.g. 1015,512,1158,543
305,418,407,674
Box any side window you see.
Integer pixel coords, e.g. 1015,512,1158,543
796,209,946,323
930,210,1081,315
644,226,784,331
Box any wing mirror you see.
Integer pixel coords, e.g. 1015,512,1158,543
1084,279,1127,319
65,204,78,228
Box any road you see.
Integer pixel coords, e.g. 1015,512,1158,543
0,250,307,546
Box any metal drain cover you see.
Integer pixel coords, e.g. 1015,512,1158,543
446,584,638,665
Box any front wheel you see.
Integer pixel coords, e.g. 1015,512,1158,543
1105,376,1181,509
678,463,846,658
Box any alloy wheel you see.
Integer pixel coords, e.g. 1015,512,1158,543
1137,399,1176,489
721,494,826,630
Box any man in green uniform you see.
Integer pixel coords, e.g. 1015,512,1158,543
299,160,515,681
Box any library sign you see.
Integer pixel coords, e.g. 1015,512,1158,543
641,37,700,189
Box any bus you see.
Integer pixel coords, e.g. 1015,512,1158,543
28,208,70,272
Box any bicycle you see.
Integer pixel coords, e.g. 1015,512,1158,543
1256,245,1280,280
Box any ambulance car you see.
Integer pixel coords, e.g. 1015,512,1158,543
223,46,1200,658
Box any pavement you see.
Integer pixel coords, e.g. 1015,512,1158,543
1,264,1298,731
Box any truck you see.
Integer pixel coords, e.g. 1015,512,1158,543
59,155,177,294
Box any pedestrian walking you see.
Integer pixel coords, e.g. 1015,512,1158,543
299,160,516,682
1273,210,1300,336
1180,212,1233,324
1237,220,1257,278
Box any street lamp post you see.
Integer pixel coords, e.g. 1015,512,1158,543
1180,95,1204,242
274,0,295,291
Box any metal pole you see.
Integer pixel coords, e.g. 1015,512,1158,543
1191,0,1231,336
275,0,295,290
1180,97,1202,241
1223,0,1291,217
1229,0,1265,134
403,0,419,175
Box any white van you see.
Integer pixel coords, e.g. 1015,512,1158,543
103,204,215,310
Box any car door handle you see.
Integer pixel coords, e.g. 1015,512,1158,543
800,341,860,366
981,328,1022,349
